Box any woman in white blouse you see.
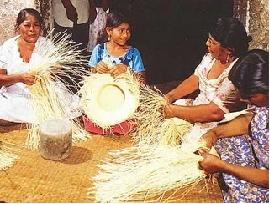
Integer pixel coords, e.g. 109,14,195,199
0,8,80,125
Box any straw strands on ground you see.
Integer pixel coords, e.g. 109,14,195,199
89,144,206,202
0,141,19,170
26,32,90,149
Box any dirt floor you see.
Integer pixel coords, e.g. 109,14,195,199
0,124,224,203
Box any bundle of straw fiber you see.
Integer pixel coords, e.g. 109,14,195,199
0,140,18,170
89,143,206,202
80,71,140,129
132,84,192,145
89,123,217,202
26,32,90,149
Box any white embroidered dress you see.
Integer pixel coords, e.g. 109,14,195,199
0,36,80,123
174,53,238,145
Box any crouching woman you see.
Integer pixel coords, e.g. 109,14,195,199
198,49,269,202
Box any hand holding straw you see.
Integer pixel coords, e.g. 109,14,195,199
25,31,90,149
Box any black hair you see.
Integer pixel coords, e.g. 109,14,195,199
94,0,102,7
15,8,44,31
229,49,269,97
97,11,130,43
209,17,251,57
105,11,129,28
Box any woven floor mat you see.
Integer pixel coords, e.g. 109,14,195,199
0,127,223,203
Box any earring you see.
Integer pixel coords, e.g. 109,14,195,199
107,35,111,41
226,55,230,63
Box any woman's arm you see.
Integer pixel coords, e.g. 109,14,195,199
0,70,36,86
198,151,269,188
165,74,199,103
200,113,252,148
164,102,224,123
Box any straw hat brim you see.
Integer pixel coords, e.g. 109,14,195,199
81,74,139,128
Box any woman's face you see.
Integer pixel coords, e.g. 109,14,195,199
108,23,131,46
17,13,41,43
241,93,269,107
206,33,231,63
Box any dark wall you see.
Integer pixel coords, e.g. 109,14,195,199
111,0,234,84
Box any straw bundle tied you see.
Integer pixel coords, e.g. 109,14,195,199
0,141,19,170
89,143,207,202
26,31,90,149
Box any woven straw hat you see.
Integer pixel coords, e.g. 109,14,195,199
80,73,140,128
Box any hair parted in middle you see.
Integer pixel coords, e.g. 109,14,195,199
15,8,44,32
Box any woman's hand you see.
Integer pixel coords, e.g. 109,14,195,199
163,104,174,119
95,61,110,74
21,73,37,85
109,64,128,77
198,149,224,174
199,131,217,150
136,72,145,84
165,93,175,104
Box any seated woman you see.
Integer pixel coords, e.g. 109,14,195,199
0,8,79,126
83,11,145,135
162,18,251,144
164,17,250,123
198,49,269,202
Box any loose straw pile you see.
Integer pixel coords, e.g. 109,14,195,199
0,141,19,170
89,144,206,202
26,32,90,149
